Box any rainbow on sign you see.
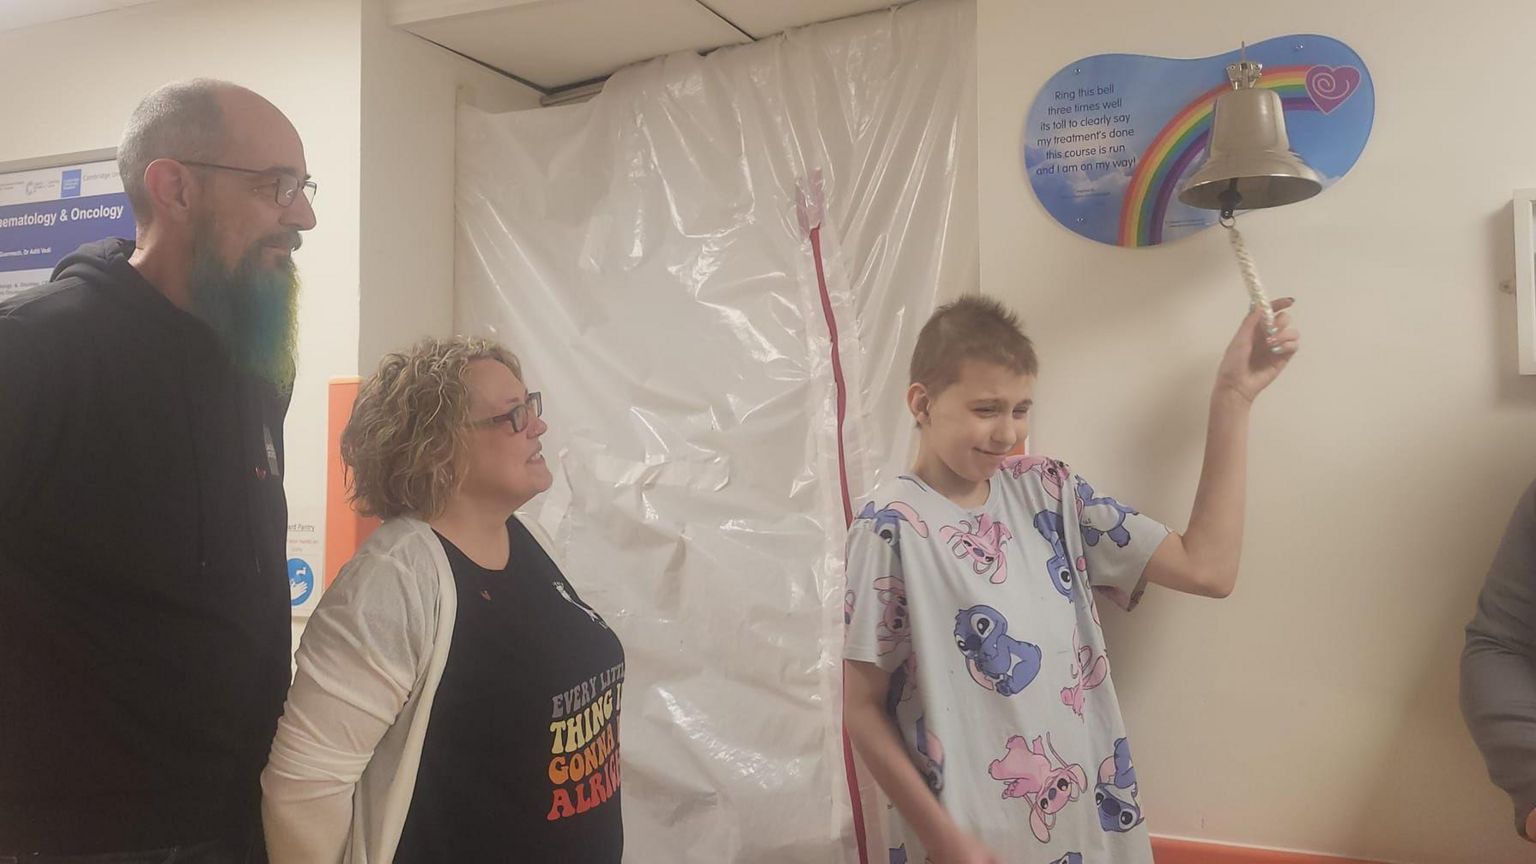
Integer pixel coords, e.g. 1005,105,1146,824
1024,35,1374,248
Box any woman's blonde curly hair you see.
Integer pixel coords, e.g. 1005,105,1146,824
342,336,523,520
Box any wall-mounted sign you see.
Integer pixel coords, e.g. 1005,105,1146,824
1024,34,1373,247
0,157,135,300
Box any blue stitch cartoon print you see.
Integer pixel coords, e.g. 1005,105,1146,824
913,714,945,793
886,656,917,716
857,500,929,547
1096,737,1143,834
1033,510,1084,600
1075,478,1138,548
953,605,1041,696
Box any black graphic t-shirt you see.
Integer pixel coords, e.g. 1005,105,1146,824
395,519,625,863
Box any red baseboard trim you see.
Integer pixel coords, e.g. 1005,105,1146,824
1153,836,1387,864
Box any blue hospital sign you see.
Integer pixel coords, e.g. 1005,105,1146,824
0,158,135,301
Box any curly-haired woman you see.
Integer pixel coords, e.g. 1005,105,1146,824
261,337,625,863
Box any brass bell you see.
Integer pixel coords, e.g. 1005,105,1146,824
1178,52,1322,216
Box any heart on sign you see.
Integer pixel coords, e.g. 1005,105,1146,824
1305,65,1360,114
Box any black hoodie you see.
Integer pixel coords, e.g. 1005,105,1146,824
0,239,291,853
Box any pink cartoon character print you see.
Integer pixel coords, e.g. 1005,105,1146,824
1004,454,1067,503
940,514,1012,584
988,732,1089,843
873,574,910,656
1074,477,1138,548
1060,627,1108,718
856,500,929,548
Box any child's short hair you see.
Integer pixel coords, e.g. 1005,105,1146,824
909,294,1038,394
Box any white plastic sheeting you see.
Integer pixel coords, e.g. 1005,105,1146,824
454,1,976,859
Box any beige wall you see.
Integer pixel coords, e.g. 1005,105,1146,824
980,1,1536,861
358,0,542,373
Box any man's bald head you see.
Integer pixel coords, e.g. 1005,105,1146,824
117,79,286,223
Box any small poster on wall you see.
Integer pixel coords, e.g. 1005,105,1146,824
287,510,324,617
0,157,136,300
1024,34,1373,248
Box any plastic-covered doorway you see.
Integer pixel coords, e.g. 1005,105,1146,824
455,1,975,859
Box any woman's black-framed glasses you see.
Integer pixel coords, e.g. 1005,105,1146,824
474,392,542,434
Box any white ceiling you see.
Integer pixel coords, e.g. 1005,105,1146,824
0,0,160,33
0,0,914,92
390,0,916,92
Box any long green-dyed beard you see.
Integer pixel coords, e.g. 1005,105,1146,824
187,220,301,395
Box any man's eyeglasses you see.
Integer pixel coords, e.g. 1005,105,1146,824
180,161,318,207
473,392,543,434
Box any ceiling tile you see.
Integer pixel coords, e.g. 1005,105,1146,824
400,0,749,90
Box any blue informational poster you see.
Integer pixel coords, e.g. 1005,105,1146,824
0,158,135,300
1023,35,1373,247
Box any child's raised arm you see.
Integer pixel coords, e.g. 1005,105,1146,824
1143,298,1300,598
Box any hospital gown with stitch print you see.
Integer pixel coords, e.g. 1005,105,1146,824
844,455,1169,864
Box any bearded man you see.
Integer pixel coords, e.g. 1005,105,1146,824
0,79,317,864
